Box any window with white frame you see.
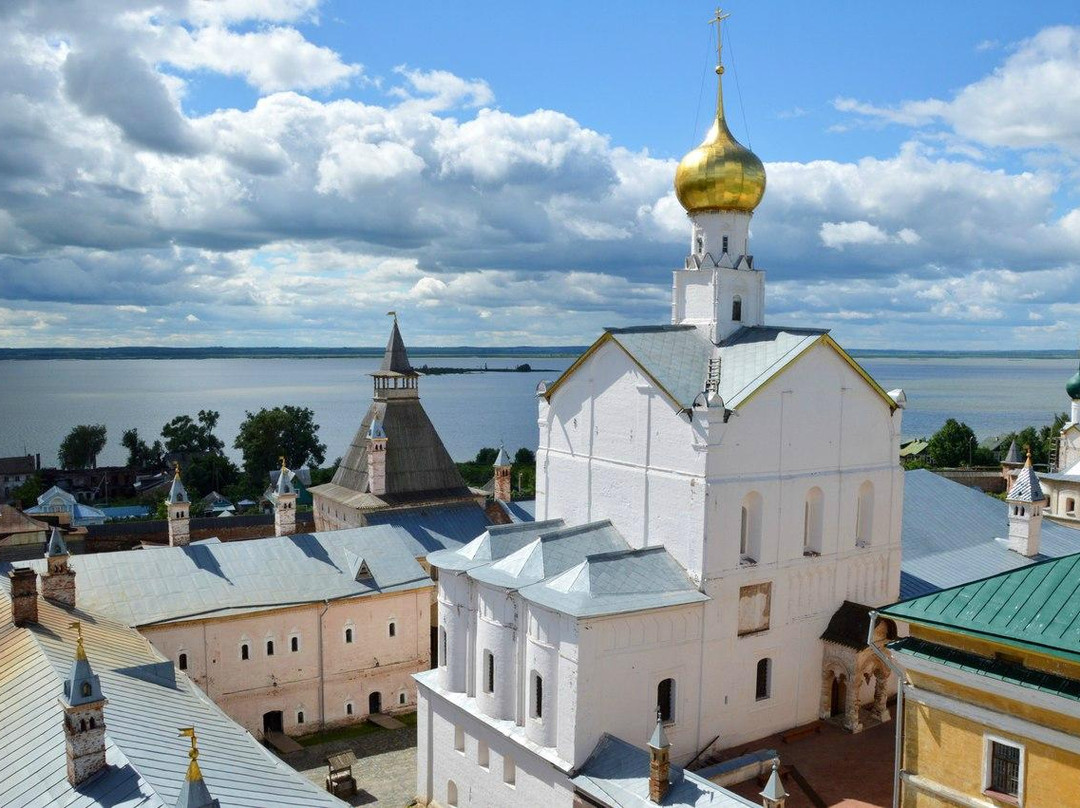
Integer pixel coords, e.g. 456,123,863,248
388,620,397,638
399,692,407,705
755,658,771,700
439,626,447,667
345,701,353,716
178,652,188,670
240,641,250,661
344,625,354,644
290,634,300,653
984,736,1023,800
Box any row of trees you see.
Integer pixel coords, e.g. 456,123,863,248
457,447,536,497
57,406,328,502
908,412,1069,469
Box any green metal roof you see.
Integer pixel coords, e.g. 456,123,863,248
881,551,1080,663
890,636,1080,701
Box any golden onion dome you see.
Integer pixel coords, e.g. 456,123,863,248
674,17,765,214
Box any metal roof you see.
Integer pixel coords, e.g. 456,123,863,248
607,325,713,410
364,501,492,558
5,525,431,627
1007,462,1045,503
1003,440,1023,464
900,469,1080,598
883,552,1080,663
820,600,874,650
571,734,756,808
496,499,536,524
0,504,49,536
889,636,1080,702
377,320,415,376
0,581,346,808
427,519,566,573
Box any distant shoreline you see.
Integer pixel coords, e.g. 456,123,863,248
0,346,1075,361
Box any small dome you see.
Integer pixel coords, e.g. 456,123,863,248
1068,362,1080,400
675,114,766,214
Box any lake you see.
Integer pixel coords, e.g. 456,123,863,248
0,353,1076,468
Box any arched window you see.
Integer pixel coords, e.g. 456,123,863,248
740,491,763,563
732,295,743,322
81,682,92,697
346,702,353,716
399,692,407,705
178,652,188,670
388,621,396,638
240,642,250,660
483,650,495,694
756,658,772,700
722,235,729,253
856,481,874,547
290,635,300,653
447,780,459,806
297,710,304,725
804,487,824,555
266,640,275,656
1066,497,1076,515
531,671,544,719
89,717,96,729
657,678,675,723
344,626,354,644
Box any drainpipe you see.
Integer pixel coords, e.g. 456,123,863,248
318,599,329,728
867,610,902,808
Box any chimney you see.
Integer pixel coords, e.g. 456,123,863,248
62,622,109,787
493,445,512,503
647,709,670,803
9,567,38,626
273,458,297,538
367,420,388,497
760,762,788,808
1006,449,1045,558
43,526,76,608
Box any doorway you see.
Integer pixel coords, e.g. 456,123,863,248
369,691,382,715
830,676,846,718
263,710,284,735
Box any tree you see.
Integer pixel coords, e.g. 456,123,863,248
514,448,535,467
309,458,341,487
161,409,224,455
233,405,326,483
58,424,107,469
926,419,978,468
11,474,42,506
184,453,241,499
121,428,163,470
474,447,498,466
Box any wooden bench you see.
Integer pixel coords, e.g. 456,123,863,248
780,721,821,744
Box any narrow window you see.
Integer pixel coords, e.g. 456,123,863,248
290,636,299,653
346,702,353,716
454,725,464,752
178,653,188,670
722,235,729,253
1066,497,1076,514
856,481,874,547
503,755,516,786
240,643,250,661
740,492,762,562
266,640,275,656
804,487,824,555
657,678,675,723
531,671,544,719
731,294,742,322
484,650,495,694
297,711,304,725
388,621,396,638
345,627,354,644
89,717,96,728
447,780,459,807
478,740,489,768
81,682,92,697
740,506,749,556
756,658,771,700
987,739,1021,798
399,692,407,705
439,627,447,667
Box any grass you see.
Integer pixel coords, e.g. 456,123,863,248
295,711,417,747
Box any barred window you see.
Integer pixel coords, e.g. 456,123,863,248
988,740,1021,797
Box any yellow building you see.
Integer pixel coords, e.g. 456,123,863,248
878,550,1080,808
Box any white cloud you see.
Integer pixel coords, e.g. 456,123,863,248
820,220,921,249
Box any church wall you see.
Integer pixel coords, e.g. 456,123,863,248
538,340,707,576
574,604,706,767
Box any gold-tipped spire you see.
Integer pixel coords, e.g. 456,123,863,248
279,455,287,472
70,621,87,661
179,727,204,782
1025,446,1033,468
674,8,766,214
174,461,181,479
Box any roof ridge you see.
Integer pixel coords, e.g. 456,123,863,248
604,324,696,334
538,519,615,541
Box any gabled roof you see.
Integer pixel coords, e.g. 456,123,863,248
0,454,36,475
544,323,895,414
0,504,49,537
820,600,874,650
883,551,1080,663
364,501,493,557
470,521,628,589
5,525,432,627
0,581,346,808
572,734,755,808
900,469,1080,599
428,519,566,573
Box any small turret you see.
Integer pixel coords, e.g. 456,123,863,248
61,621,108,786
175,727,221,808
272,457,297,537
8,567,37,626
372,314,419,401
1006,449,1045,557
42,526,76,608
647,708,670,804
760,762,788,808
166,464,191,547
493,445,512,503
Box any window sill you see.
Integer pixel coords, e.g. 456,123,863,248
739,556,757,567
803,550,821,558
982,790,1019,806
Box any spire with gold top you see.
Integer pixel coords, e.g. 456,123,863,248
674,8,766,215
175,727,221,808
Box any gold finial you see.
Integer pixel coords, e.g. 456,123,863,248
70,620,87,661
279,455,287,472
1025,446,1033,468
178,727,204,782
174,461,181,479
709,8,730,75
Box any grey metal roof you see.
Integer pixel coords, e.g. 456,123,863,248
363,501,493,558
1008,463,1045,502
5,525,431,627
497,499,536,523
900,469,1080,599
167,474,188,505
377,320,415,376
520,546,708,618
427,519,566,573
47,525,69,557
606,325,713,409
494,446,511,467
716,326,831,408
0,581,346,808
571,734,755,808
1003,440,1023,464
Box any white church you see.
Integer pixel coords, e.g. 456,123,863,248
415,15,905,807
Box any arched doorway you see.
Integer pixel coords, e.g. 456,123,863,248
262,710,283,736
369,691,382,715
830,676,846,718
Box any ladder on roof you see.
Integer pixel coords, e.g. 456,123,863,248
706,356,721,394
1050,439,1060,473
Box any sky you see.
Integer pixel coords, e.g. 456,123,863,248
3,1,1080,350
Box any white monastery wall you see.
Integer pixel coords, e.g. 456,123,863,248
538,340,708,576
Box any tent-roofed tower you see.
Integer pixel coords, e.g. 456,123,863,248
310,315,476,531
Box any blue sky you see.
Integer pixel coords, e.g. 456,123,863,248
2,0,1080,349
